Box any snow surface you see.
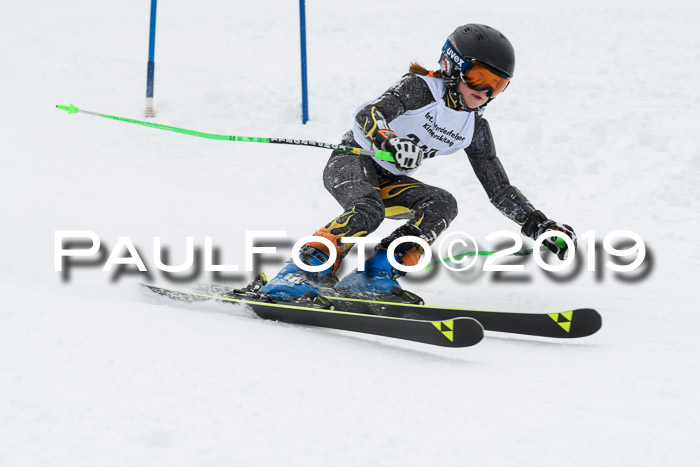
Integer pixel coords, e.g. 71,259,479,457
2,0,699,465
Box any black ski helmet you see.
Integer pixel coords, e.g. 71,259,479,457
445,24,515,78
439,24,515,110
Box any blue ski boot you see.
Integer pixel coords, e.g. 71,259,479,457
259,245,337,301
335,247,419,294
335,247,424,304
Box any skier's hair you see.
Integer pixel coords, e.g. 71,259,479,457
409,62,443,78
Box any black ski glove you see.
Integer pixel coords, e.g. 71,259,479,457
375,130,423,172
522,210,577,260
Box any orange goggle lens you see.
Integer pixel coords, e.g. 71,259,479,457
462,62,510,97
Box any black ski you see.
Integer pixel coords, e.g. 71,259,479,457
141,284,484,348
325,295,601,339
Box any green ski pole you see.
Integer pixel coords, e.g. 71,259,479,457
55,103,395,162
426,246,551,270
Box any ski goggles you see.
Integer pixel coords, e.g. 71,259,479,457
442,40,510,97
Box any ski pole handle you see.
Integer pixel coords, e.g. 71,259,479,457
56,104,394,162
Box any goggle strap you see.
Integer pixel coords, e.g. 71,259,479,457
442,40,470,73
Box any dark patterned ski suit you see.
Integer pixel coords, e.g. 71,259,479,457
317,73,536,262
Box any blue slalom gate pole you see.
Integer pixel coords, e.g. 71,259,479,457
145,0,158,117
299,0,309,124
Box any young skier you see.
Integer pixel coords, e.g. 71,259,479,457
260,23,577,300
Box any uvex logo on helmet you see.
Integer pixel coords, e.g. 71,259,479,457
443,43,465,69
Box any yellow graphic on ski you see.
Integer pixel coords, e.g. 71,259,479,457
432,320,455,342
548,311,574,333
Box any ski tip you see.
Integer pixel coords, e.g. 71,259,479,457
548,308,602,338
433,317,484,347
56,103,79,114
574,308,603,336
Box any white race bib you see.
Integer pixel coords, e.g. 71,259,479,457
352,75,477,176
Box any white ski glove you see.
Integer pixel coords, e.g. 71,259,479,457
382,137,423,172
